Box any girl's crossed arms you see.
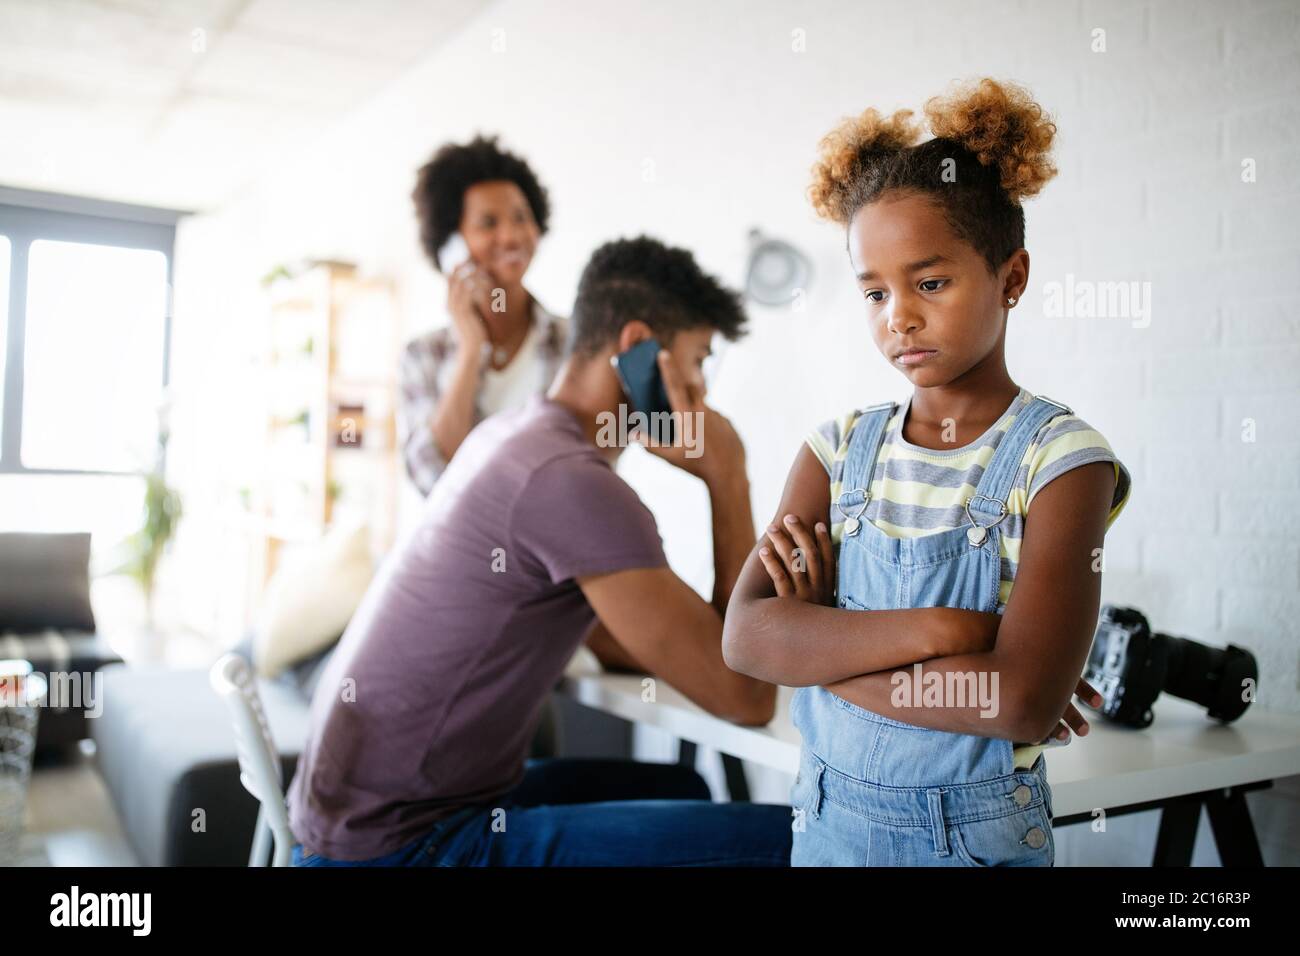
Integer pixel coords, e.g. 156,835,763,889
722,441,1111,745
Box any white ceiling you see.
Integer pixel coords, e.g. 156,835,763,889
0,0,490,213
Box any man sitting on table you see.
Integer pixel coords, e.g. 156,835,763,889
286,235,790,866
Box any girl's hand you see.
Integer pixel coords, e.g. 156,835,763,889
1041,678,1104,743
757,513,836,606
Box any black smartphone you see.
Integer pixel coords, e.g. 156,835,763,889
613,338,675,445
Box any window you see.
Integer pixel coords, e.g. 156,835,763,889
0,192,178,550
22,240,168,471
0,193,177,477
0,235,8,445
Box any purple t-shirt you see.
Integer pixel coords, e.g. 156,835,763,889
287,395,668,860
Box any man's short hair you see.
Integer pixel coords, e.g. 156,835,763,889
568,236,748,357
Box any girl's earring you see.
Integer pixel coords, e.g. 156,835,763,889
1006,296,1017,306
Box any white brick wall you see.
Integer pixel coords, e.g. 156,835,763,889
169,0,1300,864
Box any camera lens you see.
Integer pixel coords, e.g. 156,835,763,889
1161,635,1257,722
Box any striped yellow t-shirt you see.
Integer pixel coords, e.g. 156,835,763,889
805,386,1133,769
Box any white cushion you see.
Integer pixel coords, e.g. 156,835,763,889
253,523,373,678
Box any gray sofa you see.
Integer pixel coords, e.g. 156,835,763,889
0,532,123,755
92,651,317,867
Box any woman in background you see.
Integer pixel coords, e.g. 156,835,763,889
400,134,567,495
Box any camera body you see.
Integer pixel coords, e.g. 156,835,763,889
1085,605,1258,729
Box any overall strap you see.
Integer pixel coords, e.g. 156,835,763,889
835,400,896,520
967,394,1073,521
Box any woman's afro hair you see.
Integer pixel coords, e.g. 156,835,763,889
412,133,551,272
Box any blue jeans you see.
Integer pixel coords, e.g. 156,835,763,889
292,758,792,866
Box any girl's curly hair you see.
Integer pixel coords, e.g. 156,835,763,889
808,78,1058,272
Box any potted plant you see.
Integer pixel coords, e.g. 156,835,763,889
111,399,183,634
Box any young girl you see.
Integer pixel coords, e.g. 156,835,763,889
722,78,1132,866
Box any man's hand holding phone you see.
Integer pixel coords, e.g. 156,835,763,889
634,349,745,490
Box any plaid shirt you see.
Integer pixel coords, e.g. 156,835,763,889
398,299,568,496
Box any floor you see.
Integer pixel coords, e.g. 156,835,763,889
25,740,138,866
14,613,218,867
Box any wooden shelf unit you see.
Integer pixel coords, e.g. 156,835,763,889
245,260,398,601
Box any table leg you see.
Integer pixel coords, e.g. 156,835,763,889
1205,786,1265,867
721,753,751,802
677,739,697,767
677,741,751,802
1058,781,1270,867
1153,795,1201,866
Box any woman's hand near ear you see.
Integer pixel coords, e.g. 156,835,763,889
447,261,490,355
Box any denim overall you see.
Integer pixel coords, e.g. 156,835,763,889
789,393,1072,866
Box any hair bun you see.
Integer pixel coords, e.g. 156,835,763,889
924,78,1058,202
808,107,923,223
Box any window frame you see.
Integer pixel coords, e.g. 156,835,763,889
0,188,181,477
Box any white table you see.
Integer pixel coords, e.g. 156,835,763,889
558,654,1300,866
